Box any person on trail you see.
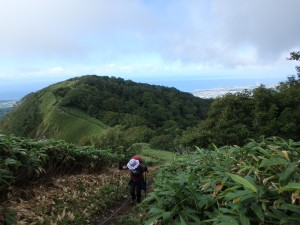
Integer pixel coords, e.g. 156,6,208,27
119,156,148,204
127,158,148,204
131,155,142,163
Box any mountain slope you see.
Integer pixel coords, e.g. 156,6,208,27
0,78,109,143
0,75,212,147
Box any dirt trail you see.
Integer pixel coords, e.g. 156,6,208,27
4,166,158,224
4,168,128,224
90,166,158,225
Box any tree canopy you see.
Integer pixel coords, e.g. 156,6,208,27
177,52,300,148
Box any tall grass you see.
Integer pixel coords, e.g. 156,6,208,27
0,134,120,202
144,137,300,225
140,144,176,163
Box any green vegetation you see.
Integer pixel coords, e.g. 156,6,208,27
144,137,300,225
177,52,300,148
0,93,42,138
0,75,212,150
1,51,300,224
0,134,174,225
0,134,122,201
140,144,176,164
117,147,176,225
2,54,299,151
0,133,136,224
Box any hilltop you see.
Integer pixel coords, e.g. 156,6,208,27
0,75,212,149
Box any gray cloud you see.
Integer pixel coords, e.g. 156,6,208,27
154,0,300,66
0,0,153,60
212,0,300,60
0,0,299,68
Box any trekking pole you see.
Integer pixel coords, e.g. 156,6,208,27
144,171,147,197
116,162,121,197
116,169,120,197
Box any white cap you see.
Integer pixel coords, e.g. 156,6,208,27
127,159,139,170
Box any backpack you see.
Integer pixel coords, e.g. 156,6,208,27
130,165,144,182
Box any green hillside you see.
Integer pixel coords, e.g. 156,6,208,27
0,79,109,144
0,76,212,148
1,52,299,150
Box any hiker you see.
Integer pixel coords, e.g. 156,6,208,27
119,156,148,204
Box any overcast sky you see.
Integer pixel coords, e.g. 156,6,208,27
0,0,299,98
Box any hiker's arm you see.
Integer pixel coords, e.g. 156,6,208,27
118,164,128,170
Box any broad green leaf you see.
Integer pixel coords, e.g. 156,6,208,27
188,213,200,223
181,208,200,222
253,147,271,157
278,204,300,214
239,212,250,225
262,202,267,212
4,158,22,167
220,185,240,195
279,165,295,186
259,157,289,167
269,208,289,220
218,208,233,214
144,214,162,225
278,183,300,192
224,189,253,201
197,195,214,209
201,182,211,191
250,203,264,221
212,144,220,153
239,193,257,203
180,215,188,225
149,207,165,215
228,173,258,193
213,215,239,225
280,216,300,224
162,211,171,223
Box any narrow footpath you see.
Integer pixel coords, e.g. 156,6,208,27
90,166,157,225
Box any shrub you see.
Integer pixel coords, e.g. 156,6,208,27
144,137,300,225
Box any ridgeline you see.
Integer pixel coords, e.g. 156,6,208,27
0,75,212,150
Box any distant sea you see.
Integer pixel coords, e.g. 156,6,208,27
192,85,260,99
0,76,283,100
143,77,280,93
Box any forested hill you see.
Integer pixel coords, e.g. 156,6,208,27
58,75,211,128
0,75,212,149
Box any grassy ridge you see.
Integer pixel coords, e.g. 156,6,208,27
34,82,109,143
0,79,110,144
0,75,212,149
38,107,107,143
